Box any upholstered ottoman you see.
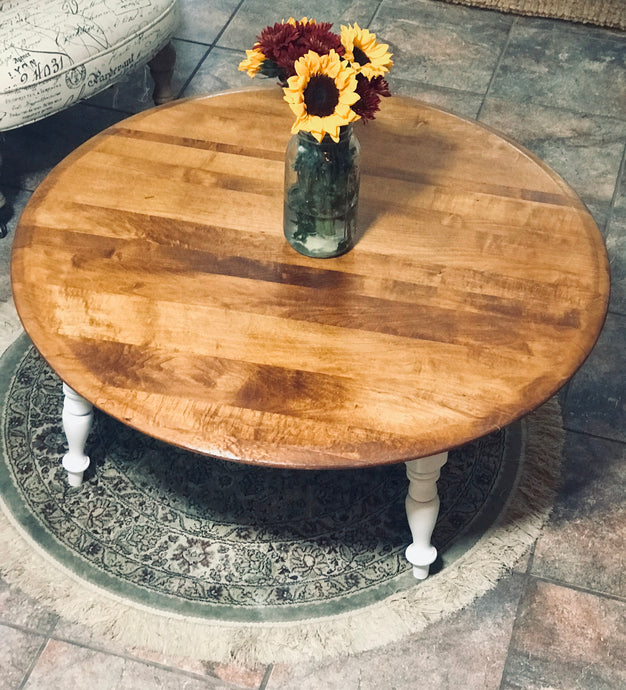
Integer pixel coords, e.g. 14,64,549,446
0,0,179,206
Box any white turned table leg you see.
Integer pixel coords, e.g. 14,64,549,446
405,452,448,579
61,383,93,487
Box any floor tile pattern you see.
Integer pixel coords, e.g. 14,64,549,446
0,0,624,687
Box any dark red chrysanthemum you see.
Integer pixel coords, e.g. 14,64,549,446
256,20,344,80
257,22,300,69
352,75,391,121
371,75,391,98
299,22,344,57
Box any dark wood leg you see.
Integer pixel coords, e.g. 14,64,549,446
148,42,177,105
0,149,5,210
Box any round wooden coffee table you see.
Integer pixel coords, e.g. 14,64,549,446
11,89,609,578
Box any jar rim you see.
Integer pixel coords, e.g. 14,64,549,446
297,125,354,145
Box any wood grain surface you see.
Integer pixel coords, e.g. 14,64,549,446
11,89,610,468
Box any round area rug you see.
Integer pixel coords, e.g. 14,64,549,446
0,334,563,664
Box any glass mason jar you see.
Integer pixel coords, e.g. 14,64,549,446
283,125,360,258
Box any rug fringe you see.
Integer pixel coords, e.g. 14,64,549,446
434,0,626,31
0,399,563,665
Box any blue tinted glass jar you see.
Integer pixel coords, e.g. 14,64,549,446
283,125,360,258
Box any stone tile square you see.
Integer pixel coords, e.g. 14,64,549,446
388,76,483,120
0,578,58,637
564,312,626,442
531,433,626,597
182,47,276,98
267,573,524,688
217,0,383,51
490,21,626,119
176,0,243,45
50,616,268,687
370,0,513,94
479,97,625,214
0,624,46,690
502,579,626,689
23,639,234,689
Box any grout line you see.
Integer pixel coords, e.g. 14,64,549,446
0,619,51,637
476,16,517,120
176,0,247,98
208,44,248,55
80,100,136,117
560,381,572,416
524,540,538,576
176,45,214,98
497,567,530,690
529,574,626,604
365,0,386,28
561,426,626,447
258,664,275,690
390,75,485,104
605,140,626,236
17,635,50,690
41,630,233,686
170,37,214,48
184,0,246,49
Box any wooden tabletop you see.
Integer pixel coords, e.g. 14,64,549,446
11,89,609,469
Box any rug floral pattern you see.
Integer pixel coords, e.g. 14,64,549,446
1,343,516,621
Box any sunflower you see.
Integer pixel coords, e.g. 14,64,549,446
238,45,266,77
340,23,393,78
283,50,360,143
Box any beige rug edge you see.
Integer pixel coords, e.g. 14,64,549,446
436,0,625,30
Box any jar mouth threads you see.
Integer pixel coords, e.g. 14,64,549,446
298,124,354,146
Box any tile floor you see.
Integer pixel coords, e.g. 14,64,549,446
0,1,624,688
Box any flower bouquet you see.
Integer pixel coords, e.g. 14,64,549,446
239,18,393,258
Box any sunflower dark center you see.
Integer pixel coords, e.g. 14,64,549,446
352,46,370,66
303,75,340,117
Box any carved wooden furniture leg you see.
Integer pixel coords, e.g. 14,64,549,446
62,383,93,487
405,452,448,579
148,42,177,105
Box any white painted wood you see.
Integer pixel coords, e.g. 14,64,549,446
405,452,449,579
61,383,93,487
